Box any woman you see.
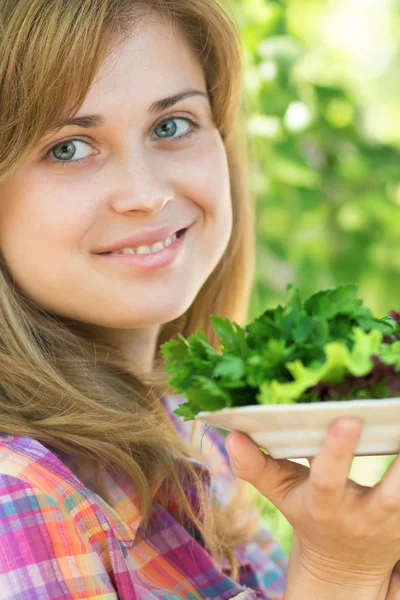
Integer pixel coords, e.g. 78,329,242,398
0,1,399,598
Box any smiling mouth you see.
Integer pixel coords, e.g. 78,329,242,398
99,228,188,255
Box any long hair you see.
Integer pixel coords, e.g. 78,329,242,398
0,0,258,580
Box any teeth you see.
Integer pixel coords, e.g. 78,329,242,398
111,232,178,256
148,241,165,254
135,245,152,255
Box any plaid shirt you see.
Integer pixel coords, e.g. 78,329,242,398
0,394,287,599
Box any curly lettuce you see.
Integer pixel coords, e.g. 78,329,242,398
160,284,400,420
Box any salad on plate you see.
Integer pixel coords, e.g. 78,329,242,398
160,285,400,458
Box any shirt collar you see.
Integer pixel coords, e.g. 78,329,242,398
91,392,212,545
2,393,210,547
92,453,210,545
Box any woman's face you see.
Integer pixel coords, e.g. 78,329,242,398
0,17,233,366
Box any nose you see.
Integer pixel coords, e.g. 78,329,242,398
107,152,174,215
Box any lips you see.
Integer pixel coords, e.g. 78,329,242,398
94,223,192,255
101,228,187,254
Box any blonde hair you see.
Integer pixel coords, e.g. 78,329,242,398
0,0,258,581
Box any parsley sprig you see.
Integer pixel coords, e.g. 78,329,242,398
160,285,400,420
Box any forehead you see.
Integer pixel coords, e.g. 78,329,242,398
81,17,207,114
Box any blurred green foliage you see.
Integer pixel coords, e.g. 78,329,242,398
226,0,400,556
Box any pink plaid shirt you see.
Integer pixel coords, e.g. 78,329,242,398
0,394,288,599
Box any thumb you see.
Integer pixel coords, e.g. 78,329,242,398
386,562,400,600
225,431,309,508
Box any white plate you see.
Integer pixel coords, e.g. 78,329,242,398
195,398,400,459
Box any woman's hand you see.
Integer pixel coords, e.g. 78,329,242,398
386,562,400,600
225,417,400,588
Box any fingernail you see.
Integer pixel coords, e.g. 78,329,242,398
229,457,241,470
225,436,241,469
332,417,361,441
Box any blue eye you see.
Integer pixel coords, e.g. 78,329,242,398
47,139,92,167
44,116,199,169
153,116,197,140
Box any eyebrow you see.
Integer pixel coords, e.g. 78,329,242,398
53,89,209,130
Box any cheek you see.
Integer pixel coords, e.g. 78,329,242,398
0,172,90,284
175,131,232,220
1,171,90,247
0,179,91,315
175,132,233,262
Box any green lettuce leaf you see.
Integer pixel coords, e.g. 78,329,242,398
257,327,382,404
160,284,400,420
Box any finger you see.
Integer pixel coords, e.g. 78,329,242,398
225,431,309,509
369,453,400,517
385,565,400,600
306,457,315,467
307,416,363,511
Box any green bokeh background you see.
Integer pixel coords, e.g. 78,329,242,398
227,0,400,556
